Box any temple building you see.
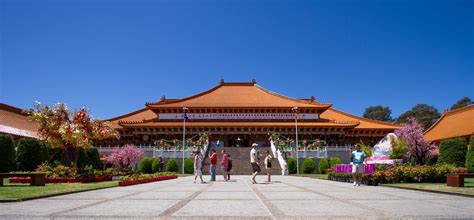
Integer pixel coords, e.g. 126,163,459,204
105,81,401,148
424,104,474,145
0,103,38,139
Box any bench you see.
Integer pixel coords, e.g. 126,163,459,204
0,173,46,186
447,173,474,187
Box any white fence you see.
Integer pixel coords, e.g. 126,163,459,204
97,144,350,159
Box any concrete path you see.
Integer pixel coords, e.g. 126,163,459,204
1,175,473,219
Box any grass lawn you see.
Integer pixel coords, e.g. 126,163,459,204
292,173,329,180
176,173,193,177
383,179,474,196
0,179,118,201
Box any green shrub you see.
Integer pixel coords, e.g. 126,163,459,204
151,158,159,173
16,138,48,171
0,134,16,172
287,157,297,174
184,158,194,174
45,145,63,164
389,138,409,159
330,157,342,168
302,158,315,174
139,157,154,174
318,158,329,174
166,158,179,172
438,138,467,167
466,136,474,172
76,147,101,169
77,148,88,168
86,147,101,169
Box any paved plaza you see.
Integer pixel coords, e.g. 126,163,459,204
1,175,473,219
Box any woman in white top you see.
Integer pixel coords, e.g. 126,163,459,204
193,151,205,183
264,150,273,182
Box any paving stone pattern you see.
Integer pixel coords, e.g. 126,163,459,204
1,175,473,219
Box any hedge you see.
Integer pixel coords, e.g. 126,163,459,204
166,158,179,172
318,158,329,174
438,138,467,167
287,157,297,174
329,157,342,168
466,136,474,172
151,158,159,173
87,147,101,169
16,138,48,171
77,147,101,169
0,134,16,172
184,158,194,174
302,158,315,174
139,157,155,174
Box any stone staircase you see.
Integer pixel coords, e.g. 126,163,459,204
201,147,282,175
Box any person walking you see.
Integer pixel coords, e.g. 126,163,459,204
226,154,233,180
264,150,273,182
250,143,261,184
193,151,205,184
209,149,218,181
351,144,366,186
221,149,229,181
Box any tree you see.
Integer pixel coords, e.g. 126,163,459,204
438,138,467,167
466,136,474,172
451,97,473,110
363,105,392,121
394,117,437,165
0,134,16,172
389,138,409,159
16,138,48,171
397,104,441,129
25,102,119,165
106,145,144,169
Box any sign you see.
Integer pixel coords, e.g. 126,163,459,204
159,113,319,120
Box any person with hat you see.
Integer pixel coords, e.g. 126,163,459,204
250,143,261,184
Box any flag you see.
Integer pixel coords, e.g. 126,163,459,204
183,112,189,121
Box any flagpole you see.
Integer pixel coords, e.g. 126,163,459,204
182,107,188,175
292,106,299,175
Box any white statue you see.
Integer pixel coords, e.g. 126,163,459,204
270,139,289,175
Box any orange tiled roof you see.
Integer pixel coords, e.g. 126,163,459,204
0,103,38,138
108,81,401,131
146,81,332,109
424,104,474,142
106,108,157,129
320,108,402,130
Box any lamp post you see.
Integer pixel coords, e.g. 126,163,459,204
292,106,299,175
182,107,188,174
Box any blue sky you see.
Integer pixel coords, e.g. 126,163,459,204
1,0,473,119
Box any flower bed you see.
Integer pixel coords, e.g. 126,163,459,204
9,176,113,184
328,164,468,186
118,174,177,186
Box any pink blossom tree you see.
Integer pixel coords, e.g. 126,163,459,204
395,117,437,165
106,145,144,169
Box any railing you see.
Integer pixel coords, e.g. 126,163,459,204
98,144,351,159
98,145,194,158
